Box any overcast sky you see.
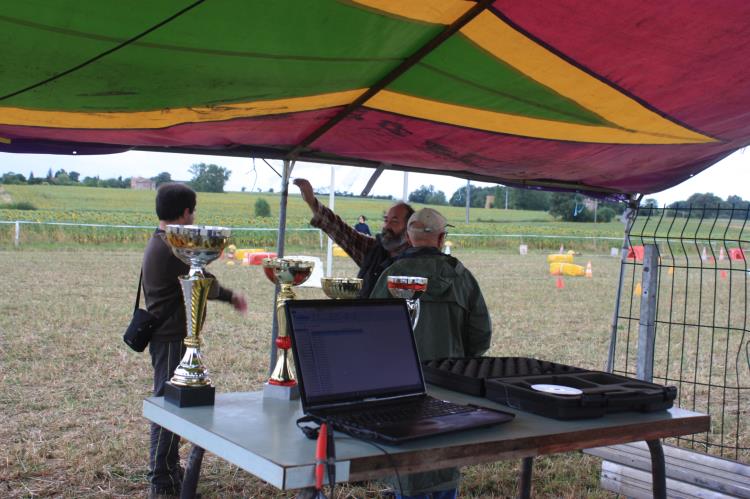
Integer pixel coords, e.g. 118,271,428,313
1,147,747,206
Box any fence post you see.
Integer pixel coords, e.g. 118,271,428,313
636,243,660,381
15,221,20,247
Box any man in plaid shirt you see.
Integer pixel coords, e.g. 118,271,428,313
294,178,413,297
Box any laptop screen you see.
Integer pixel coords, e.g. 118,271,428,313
286,299,425,408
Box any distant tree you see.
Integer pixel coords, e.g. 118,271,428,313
1,172,26,184
597,207,616,223
642,198,659,208
82,176,100,187
449,185,496,208
254,198,271,217
150,171,172,187
189,163,230,192
509,188,551,211
549,193,594,222
408,185,447,205
69,171,80,183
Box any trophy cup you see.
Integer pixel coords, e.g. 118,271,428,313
321,277,362,299
387,276,428,329
163,225,230,407
262,257,314,399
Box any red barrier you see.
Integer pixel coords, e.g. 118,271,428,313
626,245,644,261
728,248,746,261
245,251,277,265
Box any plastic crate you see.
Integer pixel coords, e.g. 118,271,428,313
422,357,586,397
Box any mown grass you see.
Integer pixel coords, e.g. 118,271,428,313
1,249,621,498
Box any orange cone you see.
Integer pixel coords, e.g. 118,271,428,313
585,261,593,278
720,270,728,279
634,282,642,296
556,277,564,289
668,266,674,276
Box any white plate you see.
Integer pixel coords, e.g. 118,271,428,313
530,384,583,396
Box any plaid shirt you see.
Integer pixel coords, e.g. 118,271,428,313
309,199,378,267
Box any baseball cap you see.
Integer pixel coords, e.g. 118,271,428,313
407,208,454,233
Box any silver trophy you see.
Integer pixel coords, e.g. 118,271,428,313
387,276,428,329
164,225,230,405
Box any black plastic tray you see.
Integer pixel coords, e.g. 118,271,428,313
485,371,677,420
422,357,586,397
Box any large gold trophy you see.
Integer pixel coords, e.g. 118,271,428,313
163,225,230,407
387,276,428,329
262,257,314,399
321,277,362,299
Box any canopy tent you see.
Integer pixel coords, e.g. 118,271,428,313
2,0,750,199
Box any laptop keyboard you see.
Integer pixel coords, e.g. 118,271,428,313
328,397,475,428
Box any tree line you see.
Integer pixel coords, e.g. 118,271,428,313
407,184,750,222
0,163,232,193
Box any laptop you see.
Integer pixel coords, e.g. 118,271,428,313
286,298,514,444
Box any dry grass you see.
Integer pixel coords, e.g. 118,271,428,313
0,247,632,498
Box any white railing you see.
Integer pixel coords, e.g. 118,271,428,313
0,220,623,249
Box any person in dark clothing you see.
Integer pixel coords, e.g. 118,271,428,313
294,178,413,297
354,215,371,235
142,183,247,499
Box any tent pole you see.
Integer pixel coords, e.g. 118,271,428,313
269,159,293,375
326,166,335,277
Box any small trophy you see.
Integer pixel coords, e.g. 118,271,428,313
321,277,363,299
387,276,428,329
163,225,230,407
262,257,314,399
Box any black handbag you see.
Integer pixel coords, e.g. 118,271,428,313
123,271,179,352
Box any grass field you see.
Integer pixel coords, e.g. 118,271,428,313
1,248,622,498
0,185,625,251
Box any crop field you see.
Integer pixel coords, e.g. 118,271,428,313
0,185,624,251
1,247,626,498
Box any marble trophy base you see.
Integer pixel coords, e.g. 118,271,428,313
263,382,300,400
164,381,215,407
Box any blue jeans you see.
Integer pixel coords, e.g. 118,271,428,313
395,489,457,499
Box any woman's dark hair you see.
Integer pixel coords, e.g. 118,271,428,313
155,183,196,221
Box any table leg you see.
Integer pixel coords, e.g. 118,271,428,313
646,439,666,499
518,456,534,499
180,445,205,499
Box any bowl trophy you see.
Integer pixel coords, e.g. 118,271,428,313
387,276,428,330
262,257,314,399
321,277,363,299
163,225,230,407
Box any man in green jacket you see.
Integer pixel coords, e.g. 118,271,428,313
370,207,492,498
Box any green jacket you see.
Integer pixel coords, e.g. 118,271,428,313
370,248,492,361
370,248,491,495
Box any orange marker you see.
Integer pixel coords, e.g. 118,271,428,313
315,423,328,491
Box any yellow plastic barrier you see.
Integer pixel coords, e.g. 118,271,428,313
547,253,574,263
234,248,265,260
550,262,585,276
333,244,348,257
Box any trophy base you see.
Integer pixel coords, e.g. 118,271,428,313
263,382,300,400
164,381,215,407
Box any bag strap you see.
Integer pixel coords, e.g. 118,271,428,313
134,269,144,313
135,268,182,327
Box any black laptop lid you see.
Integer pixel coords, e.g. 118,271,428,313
286,299,426,410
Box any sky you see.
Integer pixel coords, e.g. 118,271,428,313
0,147,747,206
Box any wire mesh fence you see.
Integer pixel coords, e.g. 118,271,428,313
611,204,749,462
